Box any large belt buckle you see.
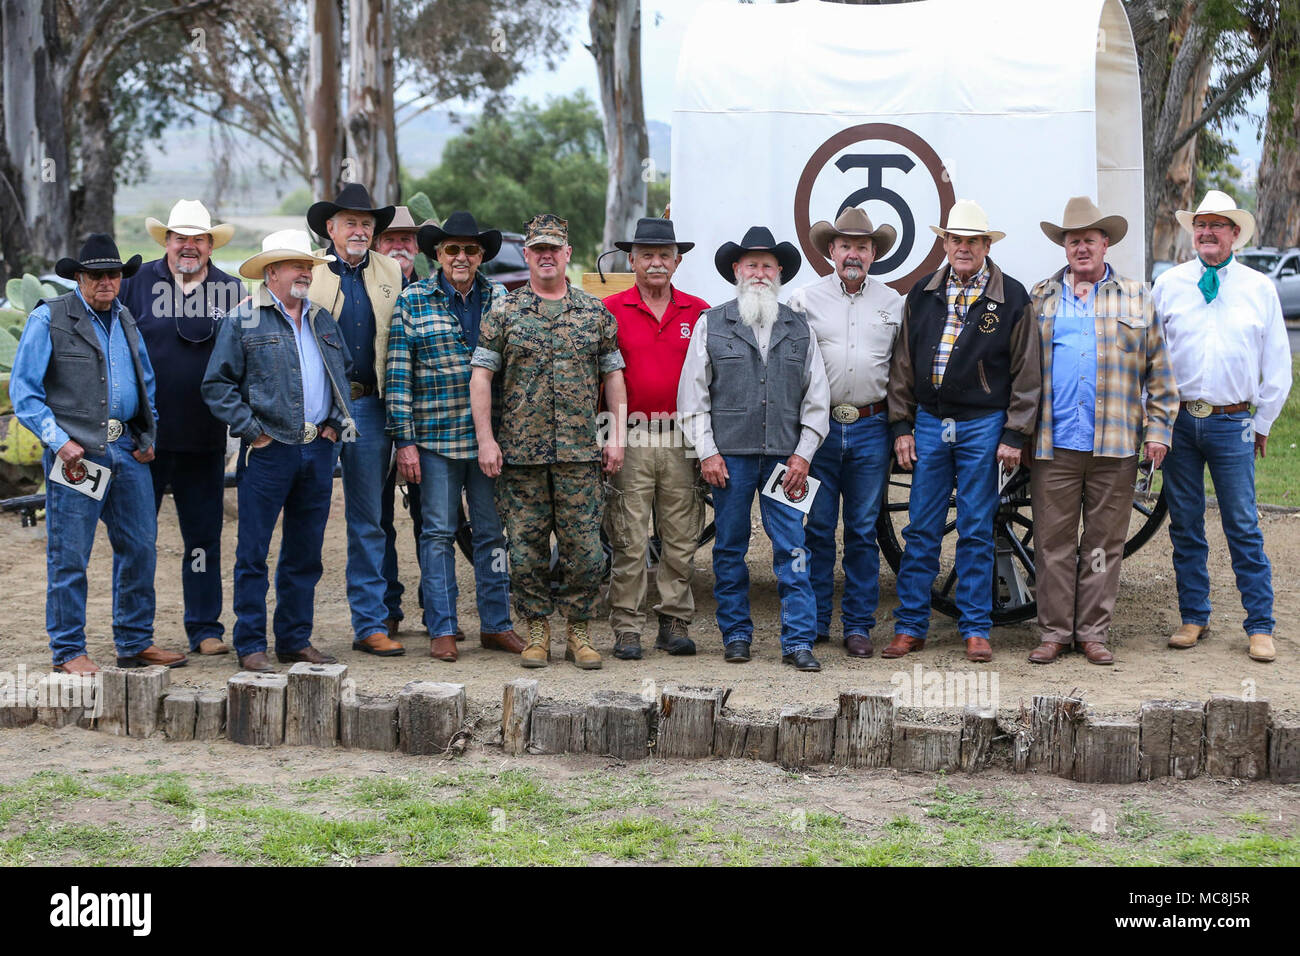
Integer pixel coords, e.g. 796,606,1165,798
1186,400,1213,419
302,422,318,444
350,382,365,401
831,404,860,425
106,418,124,442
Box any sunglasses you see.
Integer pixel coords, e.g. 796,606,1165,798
440,243,482,257
85,270,123,281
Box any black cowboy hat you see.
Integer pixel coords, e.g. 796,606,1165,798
613,217,695,255
714,225,801,285
55,233,142,281
307,183,396,240
417,211,502,262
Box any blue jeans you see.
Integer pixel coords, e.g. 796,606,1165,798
151,450,225,650
805,412,892,638
381,462,421,621
44,441,156,665
893,409,1003,640
709,453,817,653
232,437,337,658
1162,407,1274,635
339,395,393,641
416,449,512,637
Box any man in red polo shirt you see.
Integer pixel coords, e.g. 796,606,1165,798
603,218,710,660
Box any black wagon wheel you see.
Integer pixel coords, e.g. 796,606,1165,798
875,459,1169,625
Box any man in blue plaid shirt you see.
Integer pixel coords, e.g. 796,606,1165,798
385,212,525,662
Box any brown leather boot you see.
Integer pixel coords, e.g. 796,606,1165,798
1168,623,1207,649
881,634,925,659
1078,641,1114,665
520,617,551,668
354,632,406,657
1248,633,1276,662
430,634,458,662
964,636,993,662
1028,641,1067,664
565,619,602,670
118,644,187,668
480,630,526,654
53,654,99,675
196,638,230,656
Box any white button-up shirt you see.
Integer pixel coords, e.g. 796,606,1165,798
1152,257,1292,435
787,272,903,407
676,312,830,462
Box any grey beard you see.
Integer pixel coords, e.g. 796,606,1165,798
288,283,310,300
175,258,203,275
735,278,780,332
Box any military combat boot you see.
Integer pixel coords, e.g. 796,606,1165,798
565,619,602,670
520,616,551,668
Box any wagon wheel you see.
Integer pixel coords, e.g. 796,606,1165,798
875,459,1168,625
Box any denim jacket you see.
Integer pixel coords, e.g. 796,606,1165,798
201,284,355,444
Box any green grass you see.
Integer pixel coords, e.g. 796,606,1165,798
1246,355,1300,506
0,768,1295,867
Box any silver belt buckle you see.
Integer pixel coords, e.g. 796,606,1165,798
302,422,318,444
1185,400,1213,419
831,404,860,425
106,418,124,442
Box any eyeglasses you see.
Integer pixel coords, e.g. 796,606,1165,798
440,243,482,257
1193,220,1235,232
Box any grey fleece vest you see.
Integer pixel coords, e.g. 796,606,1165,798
704,299,809,457
39,292,156,455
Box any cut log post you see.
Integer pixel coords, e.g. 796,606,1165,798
1139,700,1204,780
194,691,226,741
713,713,778,762
1028,694,1086,777
832,688,895,768
501,679,539,756
1205,695,1269,780
162,689,199,741
777,707,836,770
125,666,170,739
657,685,728,759
586,691,656,760
1269,719,1300,784
891,722,961,772
398,681,465,756
96,667,128,736
528,701,587,754
284,662,347,747
960,705,998,773
1075,718,1141,784
35,674,96,728
340,694,399,752
0,685,36,729
227,672,288,746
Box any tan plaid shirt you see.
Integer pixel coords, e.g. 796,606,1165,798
931,261,989,387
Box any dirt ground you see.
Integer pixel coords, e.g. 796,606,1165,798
1,484,1297,720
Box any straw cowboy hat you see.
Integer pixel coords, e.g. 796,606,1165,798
145,199,235,248
714,225,802,285
808,207,897,259
930,199,1005,243
1040,196,1128,246
1175,189,1256,250
239,229,335,280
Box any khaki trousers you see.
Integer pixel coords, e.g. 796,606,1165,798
605,429,704,634
1031,449,1138,644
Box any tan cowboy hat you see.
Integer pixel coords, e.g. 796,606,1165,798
809,207,897,260
1175,189,1255,250
379,205,419,234
145,199,235,248
930,199,1005,243
1040,196,1128,246
239,229,335,279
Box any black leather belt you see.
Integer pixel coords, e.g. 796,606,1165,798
350,382,376,400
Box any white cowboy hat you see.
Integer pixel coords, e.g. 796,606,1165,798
239,229,335,279
1175,189,1255,250
145,199,235,248
1040,196,1128,247
930,199,1005,243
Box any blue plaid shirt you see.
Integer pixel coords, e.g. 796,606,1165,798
385,267,504,458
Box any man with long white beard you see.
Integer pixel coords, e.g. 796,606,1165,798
677,227,830,670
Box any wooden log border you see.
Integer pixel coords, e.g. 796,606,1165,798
3,676,1296,784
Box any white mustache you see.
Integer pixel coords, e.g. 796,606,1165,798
645,266,670,275
389,250,413,263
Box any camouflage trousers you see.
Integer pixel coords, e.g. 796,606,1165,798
497,461,606,621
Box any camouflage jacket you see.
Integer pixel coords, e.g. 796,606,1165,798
471,282,625,464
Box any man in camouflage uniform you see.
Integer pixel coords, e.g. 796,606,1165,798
470,214,627,669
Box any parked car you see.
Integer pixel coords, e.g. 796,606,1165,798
477,231,529,291
1238,247,1300,318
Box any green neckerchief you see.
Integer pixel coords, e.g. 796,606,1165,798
1197,254,1233,304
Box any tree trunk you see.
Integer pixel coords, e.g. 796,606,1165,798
1255,80,1300,249
1151,51,1211,262
589,0,648,266
71,91,116,240
1,0,72,274
346,0,399,202
307,0,345,204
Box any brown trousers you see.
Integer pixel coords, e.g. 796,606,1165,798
605,427,704,634
1031,449,1138,644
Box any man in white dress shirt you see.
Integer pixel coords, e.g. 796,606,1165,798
1152,190,1292,663
677,226,830,671
787,208,903,658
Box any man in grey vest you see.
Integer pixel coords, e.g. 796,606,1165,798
9,234,187,675
678,226,830,671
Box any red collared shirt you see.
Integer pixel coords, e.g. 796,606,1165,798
603,283,709,417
